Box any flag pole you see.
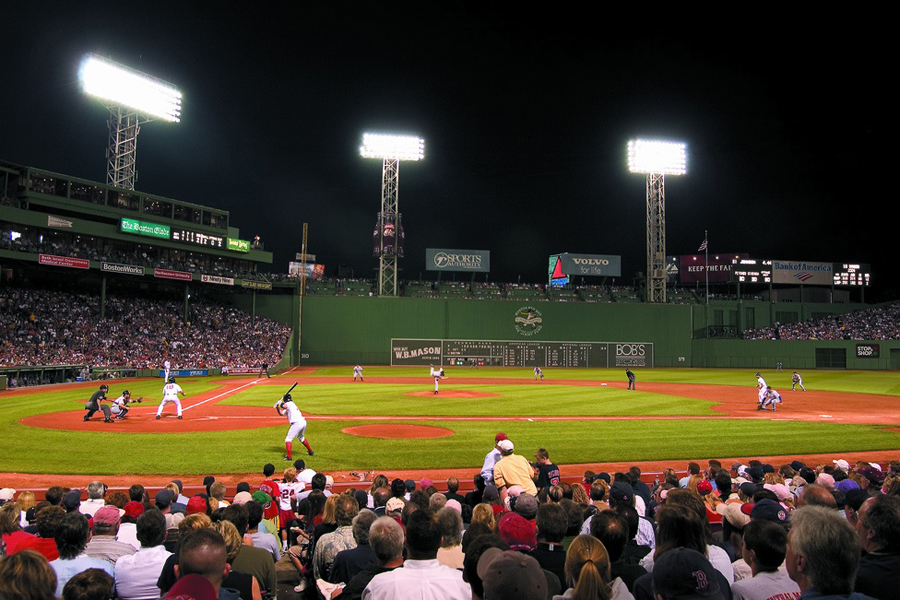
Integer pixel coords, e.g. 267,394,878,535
704,230,709,304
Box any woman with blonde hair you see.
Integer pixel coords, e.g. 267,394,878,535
15,490,36,528
571,482,590,506
553,534,633,600
471,503,496,531
213,520,262,600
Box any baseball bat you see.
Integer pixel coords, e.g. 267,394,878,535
286,382,298,396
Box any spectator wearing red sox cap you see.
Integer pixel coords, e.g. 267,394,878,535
481,432,509,487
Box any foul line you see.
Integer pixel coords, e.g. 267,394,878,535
182,380,261,412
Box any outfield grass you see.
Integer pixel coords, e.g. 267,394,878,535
1,367,898,475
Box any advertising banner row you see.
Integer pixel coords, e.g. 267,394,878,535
672,255,870,287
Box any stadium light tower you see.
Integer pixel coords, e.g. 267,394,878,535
360,133,425,296
628,139,687,303
79,53,182,190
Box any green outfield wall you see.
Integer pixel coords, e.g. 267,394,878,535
219,292,899,370
297,296,694,366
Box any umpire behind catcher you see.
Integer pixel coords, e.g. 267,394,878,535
84,384,114,423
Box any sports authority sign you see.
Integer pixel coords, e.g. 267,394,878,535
426,248,490,273
772,260,833,286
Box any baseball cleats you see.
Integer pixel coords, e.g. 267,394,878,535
104,418,114,423
283,455,292,461
308,450,314,456
156,415,160,420
177,415,183,419
83,416,89,422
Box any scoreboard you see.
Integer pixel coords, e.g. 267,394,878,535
391,339,653,368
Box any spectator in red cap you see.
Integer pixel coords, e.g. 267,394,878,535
85,505,136,565
185,496,209,517
481,433,509,487
117,501,145,550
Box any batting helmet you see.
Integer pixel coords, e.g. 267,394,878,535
168,376,176,383
283,393,292,402
122,390,130,396
99,384,109,391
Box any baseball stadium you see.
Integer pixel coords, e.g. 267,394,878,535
2,156,900,484
1,30,897,599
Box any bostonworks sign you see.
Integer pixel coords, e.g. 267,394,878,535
426,248,490,273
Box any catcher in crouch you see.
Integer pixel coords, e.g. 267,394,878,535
275,392,314,460
111,389,142,420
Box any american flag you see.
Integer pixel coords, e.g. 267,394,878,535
698,238,708,252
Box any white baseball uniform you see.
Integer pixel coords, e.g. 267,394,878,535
756,375,768,404
430,366,442,393
157,382,184,418
111,394,130,416
353,365,364,381
164,360,171,380
282,400,308,442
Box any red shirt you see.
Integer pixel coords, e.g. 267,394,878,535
259,479,281,520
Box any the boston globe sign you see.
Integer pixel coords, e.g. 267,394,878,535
426,248,490,273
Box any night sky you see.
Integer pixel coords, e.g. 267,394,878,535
1,6,891,297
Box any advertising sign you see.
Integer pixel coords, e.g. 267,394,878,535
678,254,745,284
227,238,251,253
101,262,145,276
39,254,89,269
772,260,834,286
201,274,234,286
242,279,273,290
154,268,192,281
391,339,443,365
426,248,490,272
120,218,171,240
556,253,621,277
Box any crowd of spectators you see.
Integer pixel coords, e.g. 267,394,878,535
2,448,898,600
744,303,900,341
0,286,291,370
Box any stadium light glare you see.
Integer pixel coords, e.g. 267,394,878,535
80,54,182,123
360,133,424,161
627,139,686,175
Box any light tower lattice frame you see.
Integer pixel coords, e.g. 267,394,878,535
378,158,400,296
105,106,148,190
645,172,667,303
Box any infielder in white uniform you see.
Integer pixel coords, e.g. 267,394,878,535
156,376,185,419
791,371,806,391
755,372,768,407
276,393,314,460
534,366,544,381
352,364,364,382
430,365,444,395
761,387,782,411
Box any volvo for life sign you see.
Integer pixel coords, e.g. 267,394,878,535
426,248,490,273
557,253,621,277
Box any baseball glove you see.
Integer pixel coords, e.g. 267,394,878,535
134,397,144,404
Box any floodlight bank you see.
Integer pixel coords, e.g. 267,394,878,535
80,54,182,122
360,133,425,161
627,139,687,175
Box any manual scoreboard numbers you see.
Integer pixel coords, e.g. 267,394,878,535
391,339,652,368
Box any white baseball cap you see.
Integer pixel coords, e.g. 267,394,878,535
498,439,514,452
833,459,850,470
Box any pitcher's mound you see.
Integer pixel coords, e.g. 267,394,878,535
343,424,454,439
